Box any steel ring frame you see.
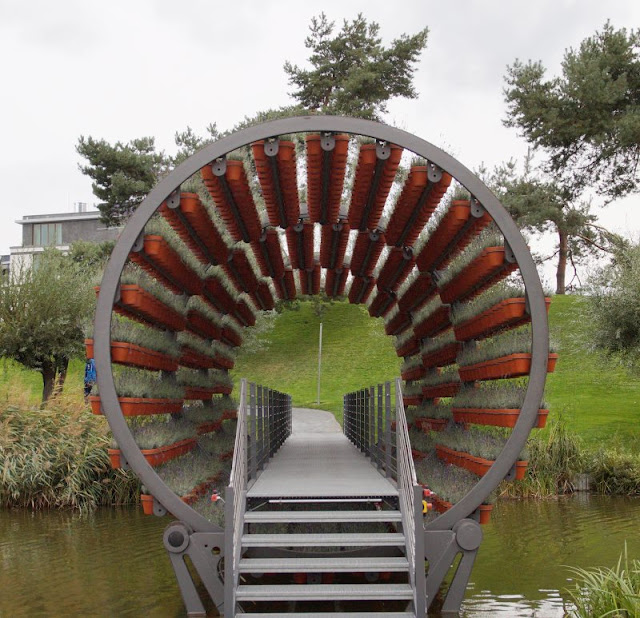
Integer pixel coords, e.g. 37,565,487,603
94,115,549,533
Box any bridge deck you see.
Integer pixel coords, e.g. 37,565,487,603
247,408,397,498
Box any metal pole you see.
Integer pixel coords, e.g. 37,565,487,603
317,321,323,405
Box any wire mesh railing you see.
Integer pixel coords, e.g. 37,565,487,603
225,380,292,617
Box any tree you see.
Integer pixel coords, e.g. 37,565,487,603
503,22,640,199
78,14,430,223
488,158,624,294
284,13,429,120
76,136,169,226
0,250,94,402
587,241,640,368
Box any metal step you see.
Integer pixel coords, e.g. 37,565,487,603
238,556,410,573
235,582,414,602
241,533,405,548
237,613,415,617
244,510,402,523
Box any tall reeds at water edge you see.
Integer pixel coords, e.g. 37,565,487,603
564,545,640,618
0,378,139,511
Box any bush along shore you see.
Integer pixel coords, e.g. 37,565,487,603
0,390,140,510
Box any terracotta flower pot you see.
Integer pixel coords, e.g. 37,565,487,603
140,494,154,515
458,353,559,381
85,339,178,372
439,246,518,305
477,503,493,525
421,341,461,369
422,382,460,399
197,420,223,435
452,407,549,428
417,417,449,432
89,396,183,416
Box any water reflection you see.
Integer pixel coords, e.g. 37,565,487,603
0,494,638,617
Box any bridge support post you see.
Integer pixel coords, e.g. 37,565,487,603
423,519,482,615
163,522,226,617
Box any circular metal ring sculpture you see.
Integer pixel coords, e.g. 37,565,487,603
94,115,549,536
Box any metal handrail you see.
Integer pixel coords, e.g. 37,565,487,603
225,379,248,617
395,377,420,607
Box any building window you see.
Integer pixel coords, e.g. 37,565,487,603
33,223,62,246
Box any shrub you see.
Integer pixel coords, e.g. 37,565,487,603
126,417,196,450
0,395,139,510
410,401,452,420
421,365,460,386
177,367,233,389
451,283,525,325
186,295,224,325
435,425,528,461
421,329,456,356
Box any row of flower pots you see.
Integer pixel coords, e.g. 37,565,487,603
224,248,260,295
160,192,230,266
348,142,403,232
186,309,221,341
376,247,415,292
285,221,315,271
348,276,376,305
454,296,552,342
89,396,184,416
425,494,493,525
252,140,301,229
421,341,461,369
85,339,178,372
250,228,286,280
413,305,451,340
129,235,202,296
305,134,350,225
435,444,528,480
320,219,350,270
385,165,452,248
422,382,461,399
414,199,493,273
299,263,322,296
107,284,186,331
368,290,396,318
108,437,197,468
324,267,349,298
458,352,559,382
201,158,262,243
439,246,518,305
452,407,549,428
397,273,437,314
384,309,412,336
350,229,386,278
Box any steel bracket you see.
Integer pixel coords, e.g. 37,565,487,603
504,241,516,263
163,522,226,616
153,496,167,517
427,162,443,184
504,463,517,482
264,138,279,157
212,158,227,177
375,140,391,160
470,197,485,218
320,133,336,152
166,188,181,210
131,232,145,253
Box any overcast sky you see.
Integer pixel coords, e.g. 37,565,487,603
1,0,638,286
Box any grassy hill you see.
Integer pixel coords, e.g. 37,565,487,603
4,295,636,450
232,301,400,419
233,296,639,450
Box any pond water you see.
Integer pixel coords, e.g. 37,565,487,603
1,494,638,617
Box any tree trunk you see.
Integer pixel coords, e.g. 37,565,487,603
53,355,69,396
41,360,57,403
556,228,568,295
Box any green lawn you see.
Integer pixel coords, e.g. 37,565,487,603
3,295,637,449
232,301,401,420
545,294,640,450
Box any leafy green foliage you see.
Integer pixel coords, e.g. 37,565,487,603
76,136,168,226
0,397,139,510
284,13,428,120
503,22,640,199
0,250,94,401
586,242,640,368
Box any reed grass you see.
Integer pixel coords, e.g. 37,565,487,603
120,266,187,314
564,545,640,618
0,388,139,510
102,368,184,399
110,316,180,356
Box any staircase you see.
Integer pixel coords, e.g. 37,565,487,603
235,498,416,617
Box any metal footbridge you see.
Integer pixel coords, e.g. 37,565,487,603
92,115,552,616
224,379,426,617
